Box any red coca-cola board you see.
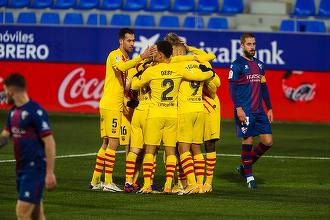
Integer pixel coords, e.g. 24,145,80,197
0,61,329,122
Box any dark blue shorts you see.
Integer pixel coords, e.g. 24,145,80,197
235,111,272,138
16,166,45,205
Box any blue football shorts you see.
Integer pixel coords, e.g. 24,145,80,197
234,111,272,138
16,166,45,204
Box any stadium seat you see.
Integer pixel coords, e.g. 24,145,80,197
279,19,326,33
17,12,36,24
171,0,195,12
87,13,107,26
0,12,14,23
303,20,326,32
63,12,83,25
30,0,53,8
0,0,8,7
135,14,155,27
318,0,330,18
197,0,219,14
220,0,243,14
159,15,180,28
279,19,296,32
53,0,76,9
292,0,315,17
110,14,131,26
76,0,98,9
123,0,146,11
183,16,204,29
147,0,171,11
99,0,122,10
40,12,60,25
207,17,228,30
7,0,29,8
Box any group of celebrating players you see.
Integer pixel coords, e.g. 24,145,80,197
89,28,221,194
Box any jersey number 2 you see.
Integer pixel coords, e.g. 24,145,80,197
161,79,174,101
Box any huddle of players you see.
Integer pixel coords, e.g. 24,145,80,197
89,28,221,194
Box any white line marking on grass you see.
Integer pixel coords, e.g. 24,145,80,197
1,151,329,163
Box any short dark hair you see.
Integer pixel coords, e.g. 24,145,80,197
4,73,26,90
119,28,134,39
240,33,256,44
156,40,173,58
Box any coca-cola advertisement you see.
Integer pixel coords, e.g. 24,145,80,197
0,62,329,122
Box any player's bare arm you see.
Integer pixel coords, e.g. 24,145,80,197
267,109,273,124
0,129,10,148
43,134,57,190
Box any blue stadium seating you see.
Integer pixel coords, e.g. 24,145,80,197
135,14,155,27
207,17,228,30
220,0,243,14
110,14,131,26
63,12,83,25
171,0,195,12
87,13,107,26
0,0,8,7
7,0,29,8
99,0,122,10
197,0,219,14
30,0,53,8
303,21,326,32
159,15,179,28
183,16,204,29
0,12,14,23
76,0,98,9
292,0,315,17
279,20,296,32
280,19,326,33
40,12,60,25
318,0,330,18
123,0,146,11
147,0,170,11
17,12,37,24
53,0,76,9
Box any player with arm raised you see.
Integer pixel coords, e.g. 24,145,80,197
0,73,56,220
89,28,155,192
229,33,273,189
131,40,214,194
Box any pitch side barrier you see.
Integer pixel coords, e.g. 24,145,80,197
0,26,329,122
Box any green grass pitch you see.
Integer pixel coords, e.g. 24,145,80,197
0,111,329,219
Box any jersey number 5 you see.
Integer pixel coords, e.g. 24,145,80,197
161,79,174,101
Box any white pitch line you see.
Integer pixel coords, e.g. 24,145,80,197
0,151,329,163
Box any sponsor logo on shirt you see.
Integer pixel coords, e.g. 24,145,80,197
246,74,261,82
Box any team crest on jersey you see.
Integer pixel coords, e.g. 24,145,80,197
21,111,29,120
115,56,121,62
258,63,263,69
228,70,233,79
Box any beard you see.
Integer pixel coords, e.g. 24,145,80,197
7,96,14,105
243,50,255,59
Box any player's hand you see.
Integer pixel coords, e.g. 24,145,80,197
267,109,273,124
194,55,201,63
45,172,57,191
141,46,157,60
236,107,246,123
